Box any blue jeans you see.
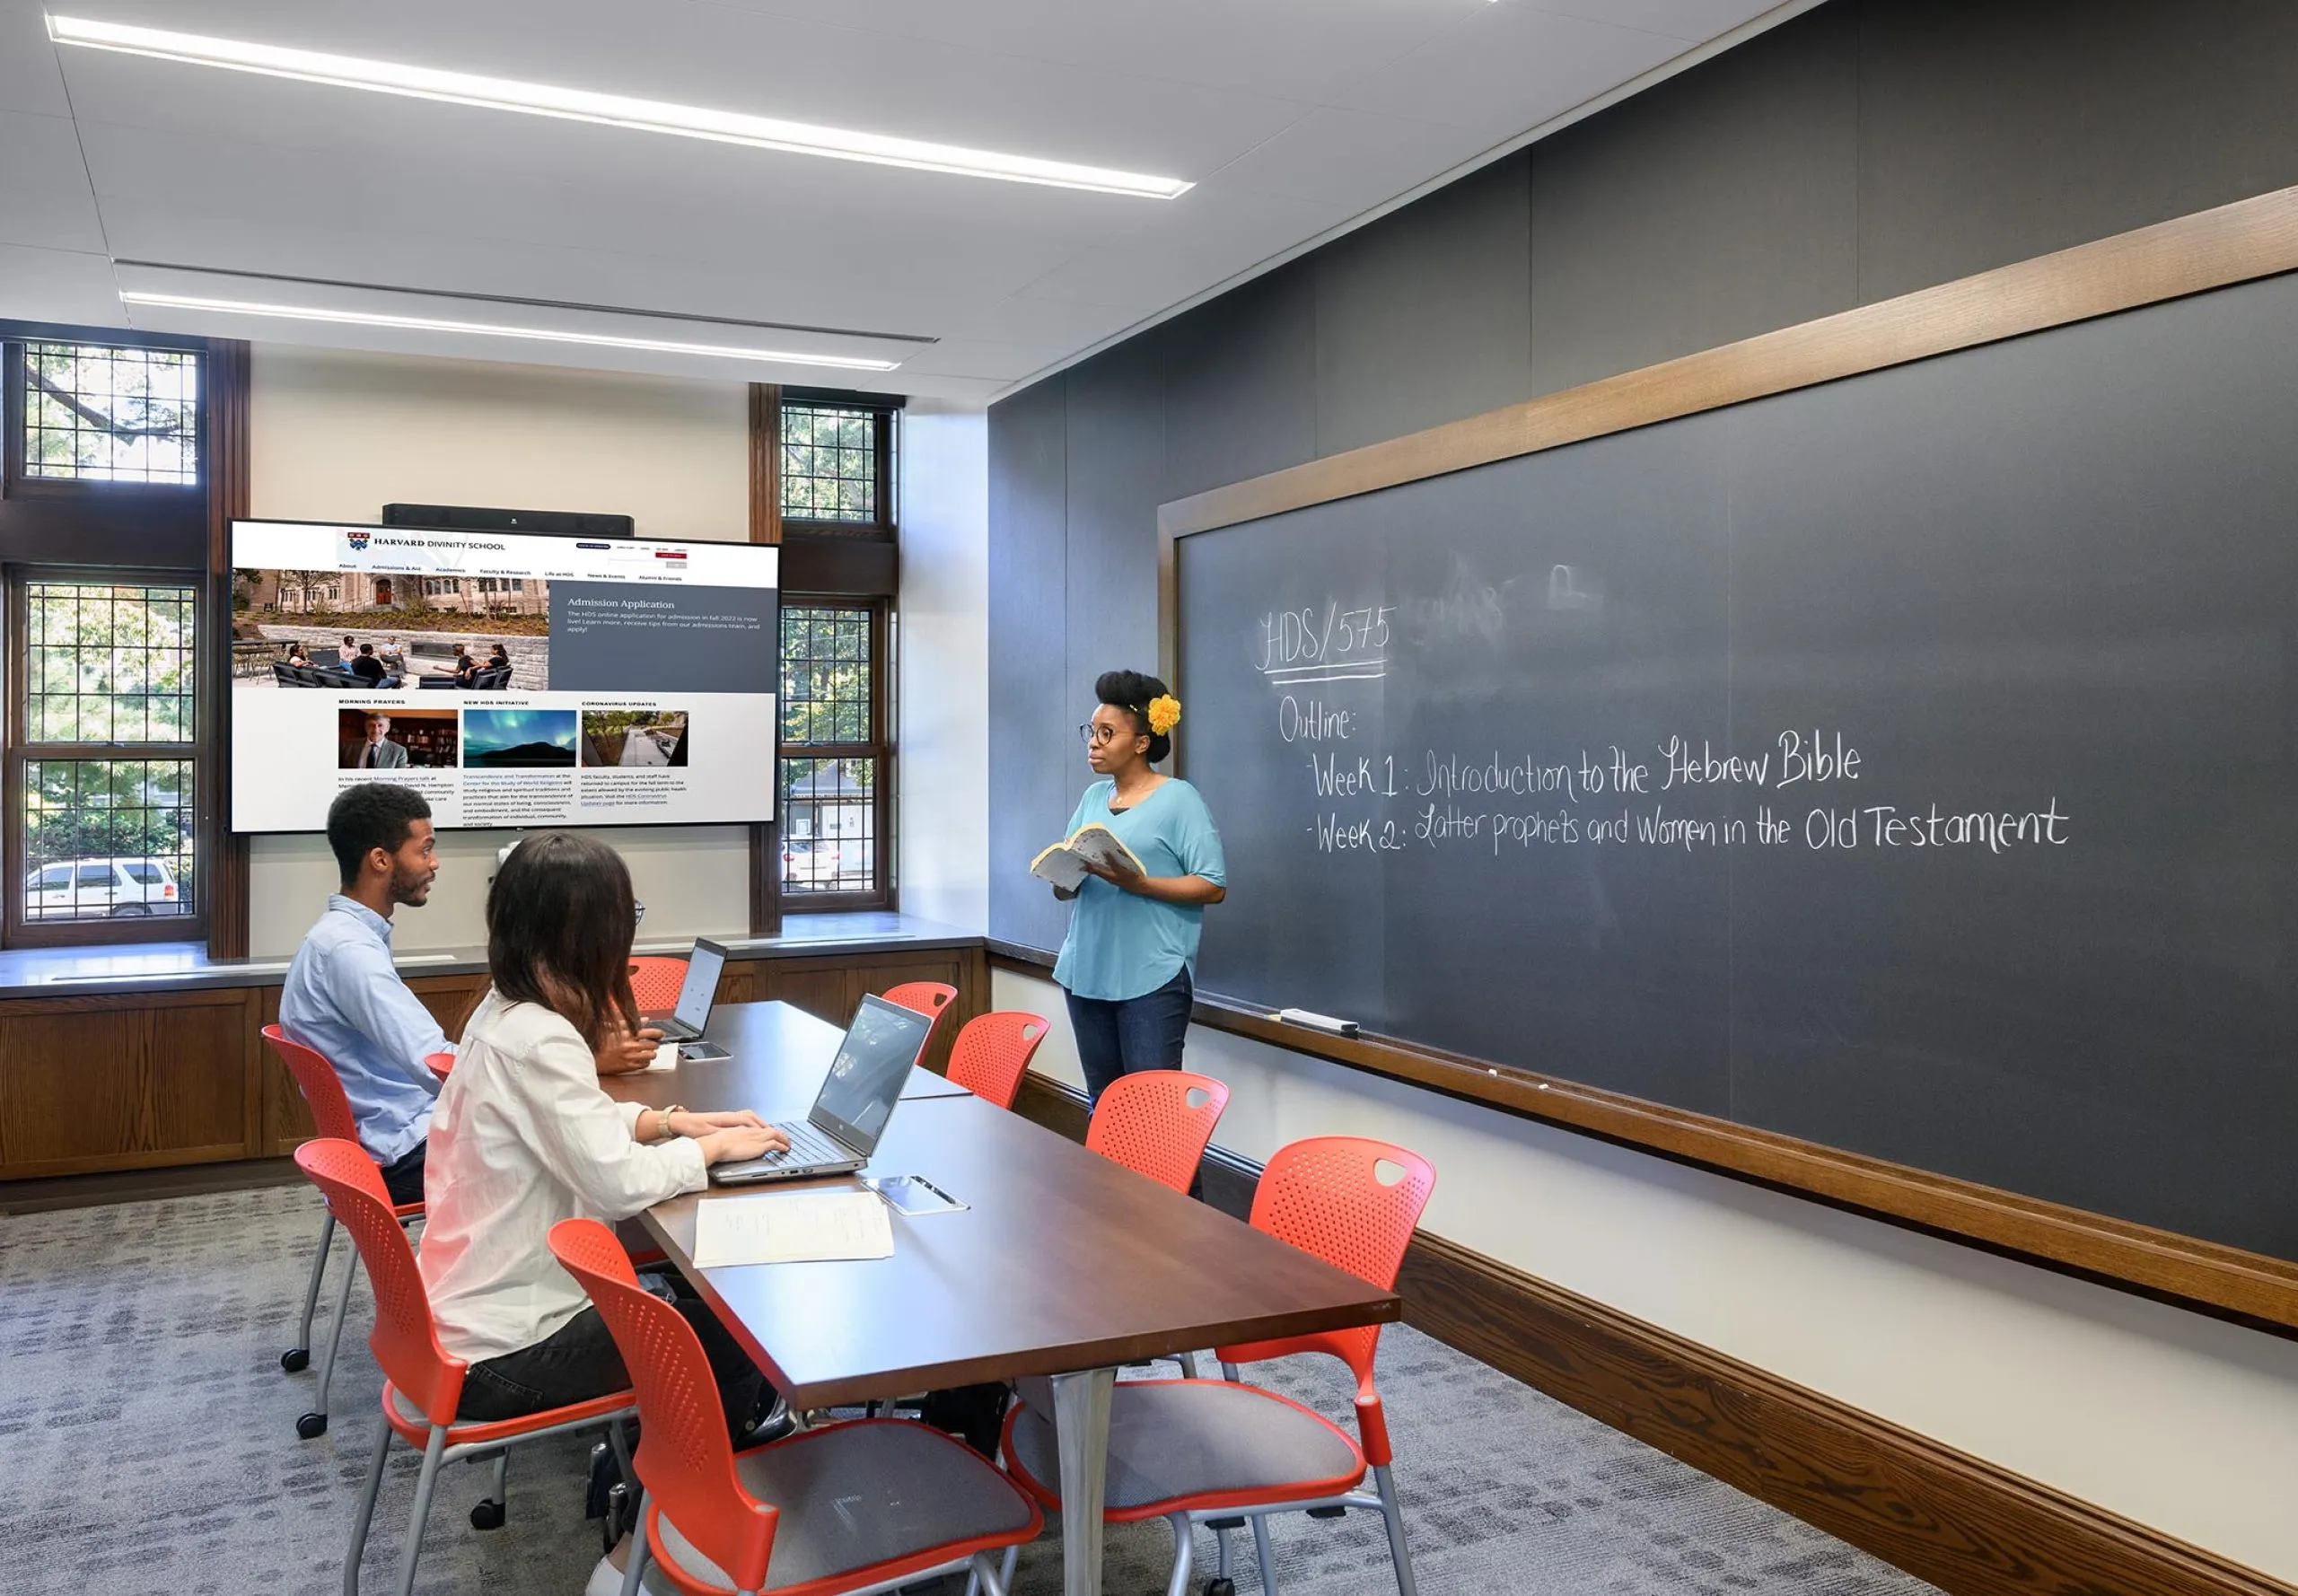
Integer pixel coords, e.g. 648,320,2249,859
1065,967,1193,1104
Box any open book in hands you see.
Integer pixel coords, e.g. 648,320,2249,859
1031,823,1145,892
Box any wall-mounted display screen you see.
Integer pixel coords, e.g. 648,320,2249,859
229,520,777,833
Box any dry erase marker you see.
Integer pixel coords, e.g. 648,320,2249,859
1275,1007,1359,1038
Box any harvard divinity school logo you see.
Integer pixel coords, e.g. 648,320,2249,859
346,530,372,551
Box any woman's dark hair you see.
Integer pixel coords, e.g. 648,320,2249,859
325,783,432,885
487,832,640,1050
1095,668,1171,764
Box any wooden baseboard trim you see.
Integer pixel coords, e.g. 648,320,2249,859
1011,1070,2287,1596
0,1155,302,1215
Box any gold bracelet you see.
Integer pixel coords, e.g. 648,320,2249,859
658,1103,685,1141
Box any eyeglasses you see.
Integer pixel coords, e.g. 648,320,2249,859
1077,723,1123,747
634,899,647,925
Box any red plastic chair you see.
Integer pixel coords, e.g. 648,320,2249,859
425,1051,455,1082
296,1142,637,1596
628,955,690,1014
548,1218,1041,1596
1001,1136,1436,1596
1085,1069,1230,1193
265,1024,426,1441
881,981,957,1022
943,1011,1048,1110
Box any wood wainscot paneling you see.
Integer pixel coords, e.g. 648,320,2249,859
1009,1068,2294,1596
257,972,489,1155
728,943,988,1074
0,987,259,1179
0,941,988,1181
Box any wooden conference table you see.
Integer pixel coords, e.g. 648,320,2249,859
602,1000,1399,1596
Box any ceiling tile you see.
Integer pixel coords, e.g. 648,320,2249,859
892,337,1074,381
1016,189,1327,308
1208,107,1500,211
57,0,1306,180
0,0,70,117
1526,0,1786,46
0,112,107,253
701,0,1490,102
1329,4,1686,134
0,242,123,325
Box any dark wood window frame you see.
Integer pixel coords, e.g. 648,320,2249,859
2,566,206,946
749,384,902,930
0,322,249,953
779,389,899,539
776,595,896,912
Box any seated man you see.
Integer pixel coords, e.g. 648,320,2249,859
278,784,450,1204
350,643,389,684
378,636,407,674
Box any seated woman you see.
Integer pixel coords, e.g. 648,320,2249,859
418,830,792,1437
285,641,311,667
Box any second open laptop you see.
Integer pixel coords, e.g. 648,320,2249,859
642,938,728,1042
709,994,935,1185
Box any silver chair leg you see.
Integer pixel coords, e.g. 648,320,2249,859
1217,1518,1232,1579
312,1248,360,1423
290,1209,336,1368
395,1425,448,1596
618,1490,651,1596
476,1449,509,1524
1180,1349,1203,1379
1221,1361,1242,1383
344,1419,392,1596
1250,1512,1277,1596
1373,1463,1418,1596
1001,1543,1018,1594
1164,1513,1195,1596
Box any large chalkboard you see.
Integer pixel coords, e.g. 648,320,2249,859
1177,265,2298,1263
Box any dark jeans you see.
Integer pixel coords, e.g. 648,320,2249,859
459,1278,770,1441
1065,967,1193,1103
380,1142,426,1207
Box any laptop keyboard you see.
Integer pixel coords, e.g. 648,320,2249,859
754,1118,852,1168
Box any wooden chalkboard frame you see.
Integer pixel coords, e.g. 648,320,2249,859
1154,183,2298,1334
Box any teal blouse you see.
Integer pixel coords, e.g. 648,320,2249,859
1051,777,1227,1002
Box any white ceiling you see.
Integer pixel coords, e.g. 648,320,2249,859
0,0,1799,401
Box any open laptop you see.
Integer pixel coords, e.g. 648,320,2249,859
709,994,934,1185
642,938,728,1047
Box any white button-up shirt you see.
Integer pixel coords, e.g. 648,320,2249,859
419,987,707,1364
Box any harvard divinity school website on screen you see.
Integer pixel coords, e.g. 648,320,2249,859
229,521,778,833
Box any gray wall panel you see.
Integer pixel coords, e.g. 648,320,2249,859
1064,336,1168,721
1312,154,1536,456
985,0,2298,953
1856,0,2298,301
985,376,1070,951
1160,266,1320,502
1528,0,1860,396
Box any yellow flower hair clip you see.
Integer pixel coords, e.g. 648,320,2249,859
1145,694,1182,736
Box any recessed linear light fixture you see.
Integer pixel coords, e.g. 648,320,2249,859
48,14,1194,199
118,290,904,371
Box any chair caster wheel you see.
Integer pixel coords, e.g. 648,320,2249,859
470,1500,505,1530
295,1411,328,1439
281,1347,310,1372
1206,1580,1236,1596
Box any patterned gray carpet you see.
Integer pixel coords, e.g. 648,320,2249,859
0,1187,1938,1596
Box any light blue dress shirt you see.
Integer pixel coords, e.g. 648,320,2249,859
1052,777,1227,1003
278,895,449,1166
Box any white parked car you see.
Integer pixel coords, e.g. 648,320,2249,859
25,857,188,917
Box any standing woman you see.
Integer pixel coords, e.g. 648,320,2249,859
1052,670,1226,1102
